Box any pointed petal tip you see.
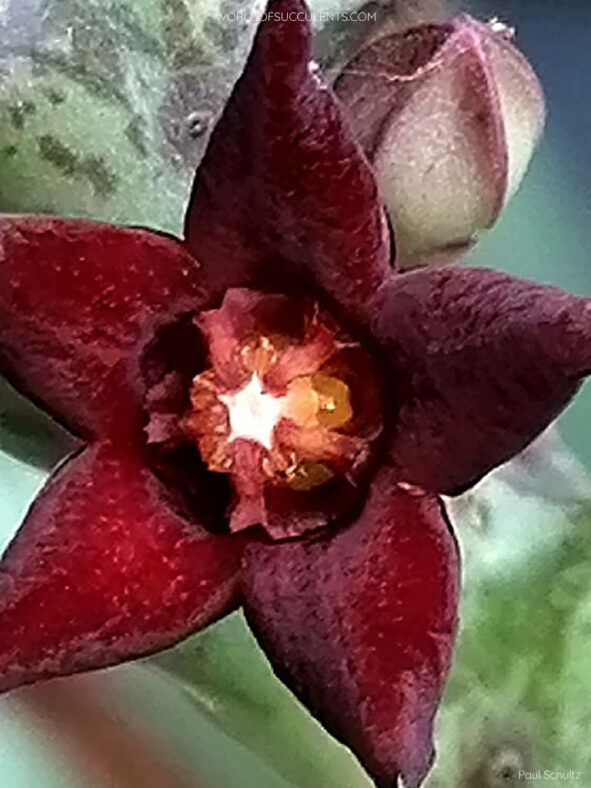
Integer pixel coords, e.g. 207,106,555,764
0,443,246,694
242,472,459,788
185,0,390,317
372,268,591,495
0,215,206,441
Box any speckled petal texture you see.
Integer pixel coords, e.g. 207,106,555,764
371,267,591,493
0,442,245,692
242,471,459,788
185,0,391,318
0,216,207,440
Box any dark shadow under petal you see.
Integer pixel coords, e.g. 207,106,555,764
0,378,76,469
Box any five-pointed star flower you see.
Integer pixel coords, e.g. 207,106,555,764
0,2,589,787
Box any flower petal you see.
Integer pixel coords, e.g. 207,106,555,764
184,0,391,319
0,442,246,693
242,470,459,788
371,267,591,493
0,216,207,441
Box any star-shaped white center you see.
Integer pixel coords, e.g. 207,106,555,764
219,372,287,451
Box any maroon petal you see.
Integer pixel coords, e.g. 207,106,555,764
184,0,391,319
242,470,459,788
0,216,207,441
371,267,591,493
0,442,246,693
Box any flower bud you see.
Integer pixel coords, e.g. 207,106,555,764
335,15,546,268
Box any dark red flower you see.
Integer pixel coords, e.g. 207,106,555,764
0,2,589,787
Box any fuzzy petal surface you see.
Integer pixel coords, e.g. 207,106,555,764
0,442,245,693
242,471,459,788
371,267,591,494
0,216,207,441
185,0,391,319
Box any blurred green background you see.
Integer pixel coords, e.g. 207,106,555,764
0,0,590,786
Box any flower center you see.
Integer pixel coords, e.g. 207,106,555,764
218,370,352,454
186,340,355,491
220,371,286,451
181,288,384,538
